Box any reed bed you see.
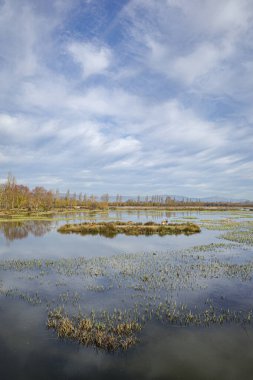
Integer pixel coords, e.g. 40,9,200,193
47,308,142,351
57,221,201,237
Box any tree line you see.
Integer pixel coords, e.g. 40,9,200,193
0,174,251,211
0,174,109,211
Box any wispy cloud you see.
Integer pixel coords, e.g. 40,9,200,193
0,0,252,198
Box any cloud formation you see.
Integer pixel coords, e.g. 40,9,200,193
68,42,112,78
0,0,252,198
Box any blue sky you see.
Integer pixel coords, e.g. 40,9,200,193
0,0,253,198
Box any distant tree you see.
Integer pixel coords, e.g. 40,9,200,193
65,190,70,207
78,193,83,203
101,193,109,203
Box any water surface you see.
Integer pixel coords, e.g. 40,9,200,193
1,209,253,379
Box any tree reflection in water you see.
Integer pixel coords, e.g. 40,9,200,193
0,220,52,241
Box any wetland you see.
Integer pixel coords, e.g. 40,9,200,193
1,207,253,379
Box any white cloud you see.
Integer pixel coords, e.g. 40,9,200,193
0,0,252,198
67,42,112,78
121,0,253,98
170,41,233,85
166,0,252,36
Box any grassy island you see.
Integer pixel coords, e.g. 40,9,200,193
57,221,201,237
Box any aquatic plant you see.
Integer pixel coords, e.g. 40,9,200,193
57,221,201,237
1,209,253,354
221,230,253,246
47,308,142,351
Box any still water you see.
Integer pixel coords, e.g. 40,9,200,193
0,210,229,259
0,209,253,380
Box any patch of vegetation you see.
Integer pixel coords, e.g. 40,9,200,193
47,308,142,351
199,218,253,231
2,212,253,354
221,230,253,246
57,221,201,237
46,302,253,352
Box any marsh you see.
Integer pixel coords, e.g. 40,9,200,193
1,208,253,379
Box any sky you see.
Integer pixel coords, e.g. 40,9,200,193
0,0,253,199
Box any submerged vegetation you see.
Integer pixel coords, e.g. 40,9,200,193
46,302,253,352
2,230,253,351
221,230,253,245
57,221,201,237
47,308,142,351
0,207,253,352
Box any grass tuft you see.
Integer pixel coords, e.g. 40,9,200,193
47,309,142,352
57,221,201,237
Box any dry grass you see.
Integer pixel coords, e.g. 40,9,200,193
47,309,142,351
57,221,201,237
